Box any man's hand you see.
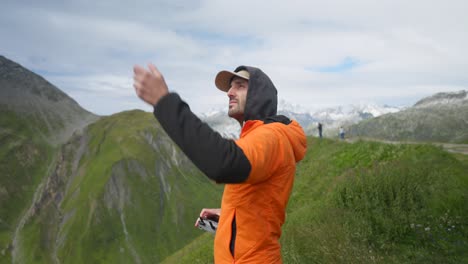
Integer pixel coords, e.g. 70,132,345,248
133,63,169,106
195,208,221,227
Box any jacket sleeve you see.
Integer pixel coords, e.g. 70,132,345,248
153,93,251,183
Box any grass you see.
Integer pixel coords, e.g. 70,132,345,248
161,233,215,264
283,138,468,263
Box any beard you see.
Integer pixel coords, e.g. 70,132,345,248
228,105,244,123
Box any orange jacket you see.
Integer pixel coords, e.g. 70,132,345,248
215,119,307,263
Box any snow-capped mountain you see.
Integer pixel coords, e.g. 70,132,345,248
312,103,401,126
309,103,402,137
312,104,400,122
199,110,240,139
200,101,401,138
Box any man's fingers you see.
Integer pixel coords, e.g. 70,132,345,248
148,63,161,78
133,73,145,84
200,208,217,218
133,65,146,75
133,74,141,83
200,209,208,217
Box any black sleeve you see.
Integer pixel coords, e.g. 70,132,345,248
153,93,251,183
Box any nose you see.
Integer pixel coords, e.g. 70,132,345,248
227,86,235,97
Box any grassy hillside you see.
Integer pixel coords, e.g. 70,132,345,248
1,56,98,263
162,137,468,263
12,110,223,263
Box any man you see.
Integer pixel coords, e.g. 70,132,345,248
133,64,307,263
318,122,323,138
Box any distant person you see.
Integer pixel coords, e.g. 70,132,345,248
318,122,323,138
339,126,345,140
133,64,307,263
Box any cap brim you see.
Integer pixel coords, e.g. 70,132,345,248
215,70,248,92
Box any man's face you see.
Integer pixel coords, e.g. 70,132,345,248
227,77,249,121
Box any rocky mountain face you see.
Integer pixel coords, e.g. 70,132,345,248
348,90,468,143
0,55,98,145
0,57,222,263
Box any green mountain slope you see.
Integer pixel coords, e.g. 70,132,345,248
162,138,468,264
348,91,468,143
12,110,223,264
0,56,97,263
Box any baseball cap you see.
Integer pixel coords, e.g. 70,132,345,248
215,69,250,92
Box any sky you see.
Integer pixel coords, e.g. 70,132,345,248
1,0,468,115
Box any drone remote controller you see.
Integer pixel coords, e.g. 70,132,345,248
197,216,218,233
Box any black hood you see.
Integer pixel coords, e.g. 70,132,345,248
234,65,278,122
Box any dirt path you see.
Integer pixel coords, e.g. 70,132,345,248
346,137,468,155
435,143,468,155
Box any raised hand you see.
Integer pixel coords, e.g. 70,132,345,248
133,63,169,106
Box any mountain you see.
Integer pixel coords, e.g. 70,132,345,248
310,103,401,138
10,111,222,264
277,100,318,134
0,56,98,145
0,56,222,263
414,90,467,108
348,90,468,143
199,110,240,139
1,55,97,263
312,103,401,124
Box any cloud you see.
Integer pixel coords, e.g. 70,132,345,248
1,0,467,115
